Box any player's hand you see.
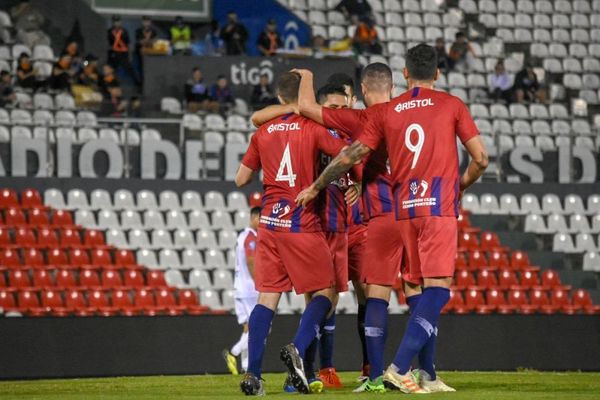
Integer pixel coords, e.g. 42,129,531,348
458,189,465,205
290,68,312,78
295,184,319,207
345,183,361,206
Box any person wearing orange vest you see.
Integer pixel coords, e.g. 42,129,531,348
352,17,383,55
107,15,140,85
257,19,282,57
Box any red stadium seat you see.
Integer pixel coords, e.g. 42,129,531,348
249,191,261,208
113,289,135,315
147,270,167,288
9,269,32,288
101,270,123,288
507,289,530,313
486,289,507,309
156,289,184,315
464,287,485,311
69,248,90,266
88,289,110,308
454,270,475,289
572,290,600,314
41,289,65,308
115,249,138,269
51,210,74,227
510,251,531,270
55,269,77,288
79,269,101,288
38,228,59,248
0,189,19,209
15,228,36,247
0,289,16,309
47,248,68,267
32,269,54,287
65,290,87,310
455,251,468,270
84,230,106,247
529,289,550,310
60,228,82,247
0,227,11,246
498,269,519,290
91,249,112,267
457,213,471,230
0,248,21,268
5,208,26,226
21,189,43,208
488,250,509,269
0,272,5,287
520,270,539,288
134,288,155,309
446,289,467,314
480,232,502,251
28,208,49,226
458,232,479,251
24,248,45,268
17,289,40,309
467,250,487,270
124,269,145,288
540,269,563,290
476,269,498,288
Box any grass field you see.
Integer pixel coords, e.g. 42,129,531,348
2,371,600,399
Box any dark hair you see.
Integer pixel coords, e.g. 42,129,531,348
192,67,200,72
316,84,347,105
250,206,262,216
327,73,355,96
276,72,300,103
0,70,10,77
360,62,393,91
455,31,465,39
217,74,227,80
405,44,438,81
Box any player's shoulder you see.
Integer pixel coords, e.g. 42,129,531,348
430,88,466,108
258,113,303,135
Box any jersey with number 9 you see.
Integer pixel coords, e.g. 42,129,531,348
241,113,349,232
359,87,479,220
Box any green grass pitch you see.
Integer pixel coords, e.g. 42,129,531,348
2,371,600,399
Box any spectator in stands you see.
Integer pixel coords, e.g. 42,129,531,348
211,74,235,113
74,54,103,106
204,19,225,56
335,0,373,20
170,16,192,55
63,41,82,69
100,64,120,97
15,52,37,90
448,31,475,71
257,19,282,57
100,64,128,116
352,17,382,55
221,11,248,55
0,70,16,108
434,37,450,74
513,65,545,103
107,15,140,85
251,73,277,109
135,16,157,58
49,53,75,91
10,0,50,48
184,67,219,113
488,61,512,104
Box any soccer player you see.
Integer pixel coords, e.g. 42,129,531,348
235,72,352,396
222,206,261,376
295,65,395,392
296,44,489,393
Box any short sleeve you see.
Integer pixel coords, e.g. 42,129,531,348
357,104,386,151
241,133,261,170
244,232,257,258
322,108,362,139
315,125,348,157
455,99,479,144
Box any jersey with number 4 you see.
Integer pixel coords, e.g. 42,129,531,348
359,87,479,220
242,113,349,232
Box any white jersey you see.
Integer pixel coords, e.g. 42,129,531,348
234,227,258,298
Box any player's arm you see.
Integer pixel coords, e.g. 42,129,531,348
459,136,488,194
292,68,325,125
296,141,371,206
244,235,256,279
236,134,261,187
250,104,296,127
235,164,255,187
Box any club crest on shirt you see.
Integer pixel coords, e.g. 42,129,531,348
327,128,340,138
248,240,256,250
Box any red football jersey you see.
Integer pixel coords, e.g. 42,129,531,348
242,113,348,232
322,105,393,221
359,87,479,220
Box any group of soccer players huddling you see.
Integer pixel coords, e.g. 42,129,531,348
234,43,489,395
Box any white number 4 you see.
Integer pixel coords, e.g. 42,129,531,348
276,143,297,187
405,123,425,170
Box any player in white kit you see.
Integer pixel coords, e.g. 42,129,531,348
223,206,261,375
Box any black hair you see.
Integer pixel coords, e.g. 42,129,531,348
316,84,347,105
276,72,300,103
192,67,200,72
327,73,355,96
250,206,262,216
455,31,466,39
405,44,438,81
360,62,393,90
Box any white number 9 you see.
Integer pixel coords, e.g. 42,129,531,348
405,123,425,170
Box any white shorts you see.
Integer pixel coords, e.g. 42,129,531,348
235,296,258,325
